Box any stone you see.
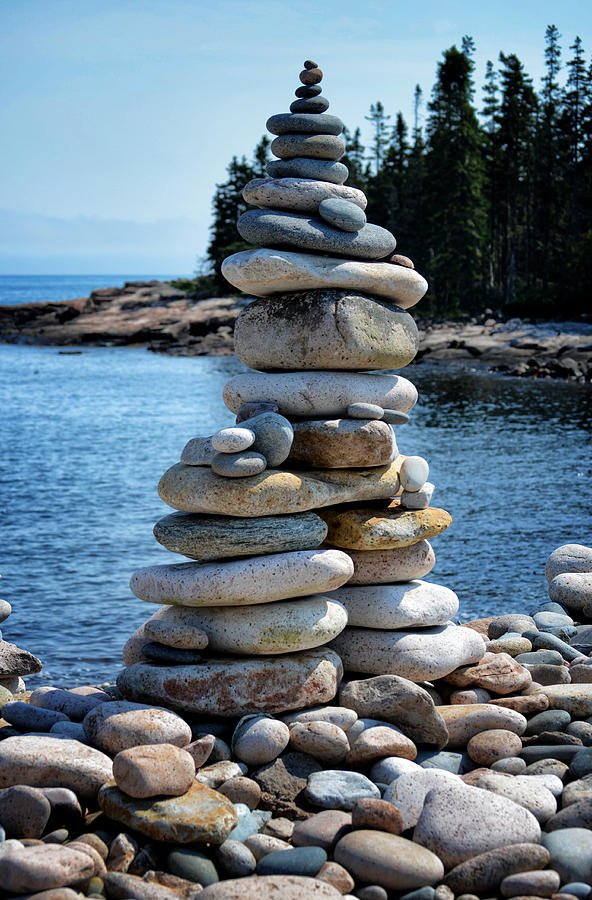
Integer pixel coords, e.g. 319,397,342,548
234,291,418,372
0,785,51,838
130,549,352,607
304,770,380,810
30,686,111,720
222,248,428,309
339,675,448,748
283,706,358,730
290,809,350,851
0,844,95,892
550,574,592,612
352,797,403,833
516,650,564,665
489,615,537,638
1,702,69,732
522,663,570,685
211,426,255,453
0,599,12,623
318,198,366,232
218,776,261,809
211,452,266,478
216,839,257,877
0,736,112,802
559,885,592,899
370,756,421,783
236,401,280,422
383,768,461,829
106,832,136,873
82,701,191,753
237,210,395,260
563,774,592,807
232,717,290,765
334,830,443,891
545,545,592,582
526,709,571,735
414,782,541,868
523,630,582,662
451,688,492,704
444,652,532,694
266,113,344,136
300,65,322,81
271,133,345,161
330,624,485,681
103,870,198,899
112,744,195,799
143,616,209,651
400,456,429,492
520,745,581,764
491,757,527,774
382,408,410,424
488,635,533,656
256,846,327,877
98,780,237,844
467,729,523,765
316,860,355,894
290,96,329,112
401,483,435,510
443,844,551,894
140,642,203,664
475,773,556,823
545,797,592,830
348,402,383,418
242,178,366,214
571,747,592,777
118,650,343,717
244,833,291,859
223,371,417,419
167,847,218,885
438,704,527,747
244,412,294,467
266,157,349,184
348,541,436,584
500,870,560,898
321,505,452,550
331,580,458,629
289,721,350,763
196,760,247,789
0,641,42,676
153,510,327,561
290,418,396,468
180,435,216,465
541,828,592,883
197,874,342,899
541,684,592,716
346,725,417,764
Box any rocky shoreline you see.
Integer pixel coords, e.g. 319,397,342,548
1,280,591,382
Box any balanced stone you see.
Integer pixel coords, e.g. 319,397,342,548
348,402,384,419
266,158,349,184
223,371,418,417
295,83,323,97
245,411,294,466
212,427,255,453
158,459,404,517
236,400,279,421
0,641,42,676
400,456,429,492
271,133,345,161
321,506,452,549
181,436,216,465
300,66,322,83
222,249,428,308
330,623,485,680
383,408,410,424
98,780,237,844
117,649,343,716
291,96,330,112
330,581,459,629
266,113,344,135
137,595,348,655
233,291,418,371
550,573,592,611
237,210,395,259
140,641,203,663
401,483,435,510
318,198,367,232
211,452,267,478
242,178,366,213
130,549,353,606
348,541,436,584
153,511,328,560
289,418,396,468
144,612,209,649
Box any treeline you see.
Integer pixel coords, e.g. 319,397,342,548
203,27,592,319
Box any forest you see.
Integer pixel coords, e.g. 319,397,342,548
199,27,591,320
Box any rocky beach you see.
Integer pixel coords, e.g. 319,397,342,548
0,58,592,900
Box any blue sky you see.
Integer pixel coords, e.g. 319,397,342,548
1,0,591,275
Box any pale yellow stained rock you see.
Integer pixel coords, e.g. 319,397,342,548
321,505,452,550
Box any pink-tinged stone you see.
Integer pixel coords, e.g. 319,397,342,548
113,744,196,799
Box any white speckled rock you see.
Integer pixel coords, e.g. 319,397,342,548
0,736,113,802
383,768,462,830
437,704,527,747
475,773,557,823
370,756,422,785
348,542,436,584
0,843,95,892
334,830,444,890
143,610,209,650
550,573,592,612
329,580,459,629
413,782,541,868
82,701,191,753
288,721,350,763
401,483,435,510
223,371,417,418
130,549,353,606
180,436,216,466
545,544,592,582
232,716,290,765
400,456,429,492
243,177,366,213
222,248,428,309
211,427,255,453
330,624,485,681
282,706,358,731
197,874,343,899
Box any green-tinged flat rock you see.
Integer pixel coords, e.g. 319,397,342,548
98,779,237,844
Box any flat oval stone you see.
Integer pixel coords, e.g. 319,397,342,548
291,96,329,112
153,510,327,561
0,844,95,893
292,809,352,850
295,83,323,97
211,451,267,478
1,701,69,732
443,844,551,895
541,828,592,883
500,869,560,898
223,371,417,418
290,418,396,468
319,198,367,232
112,743,196,798
243,178,366,214
117,650,343,717
222,248,428,309
476,773,556,823
331,580,458,629
348,402,383,419
467,730,523,766
233,717,290,765
283,706,358,730
266,113,343,135
438,704,526,747
98,779,237,844
348,541,436,584
256,846,327,877
305,770,380,810
321,505,452,550
234,291,418,372
334,830,444,891
383,768,461,830
140,641,203,664
197,875,342,899
138,595,348,656
266,157,348,184
551,573,592,612
289,721,350,763
0,641,42,676
382,408,410,424
330,623,485,681
82,701,191,753
143,614,209,650
130,549,353,607
158,459,404,518
211,427,255,453
237,210,395,259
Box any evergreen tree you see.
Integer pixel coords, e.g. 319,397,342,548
403,85,427,269
365,101,391,173
481,60,501,294
342,126,368,190
536,25,563,290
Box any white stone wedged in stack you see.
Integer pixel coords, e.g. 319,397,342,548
329,580,459,629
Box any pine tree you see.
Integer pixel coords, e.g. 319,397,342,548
481,60,501,295
403,85,427,269
342,126,368,190
365,102,391,174
536,25,563,291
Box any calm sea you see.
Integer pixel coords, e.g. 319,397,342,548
0,274,184,306
1,343,591,687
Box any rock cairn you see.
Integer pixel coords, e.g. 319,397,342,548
0,577,42,703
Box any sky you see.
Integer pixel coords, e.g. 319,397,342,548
1,0,591,275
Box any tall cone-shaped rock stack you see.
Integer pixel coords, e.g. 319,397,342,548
118,60,486,720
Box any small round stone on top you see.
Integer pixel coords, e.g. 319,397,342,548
304,60,319,69
319,198,367,233
300,67,323,85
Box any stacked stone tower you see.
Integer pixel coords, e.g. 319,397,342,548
117,61,485,715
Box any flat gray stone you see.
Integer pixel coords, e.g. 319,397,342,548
319,198,367,232
237,210,395,259
266,158,348,184
267,113,343,135
242,178,366,214
0,641,42,677
305,770,380,810
290,96,329,113
211,452,267,478
541,828,592,883
443,844,551,895
270,133,345,161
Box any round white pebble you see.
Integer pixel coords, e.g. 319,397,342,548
400,456,429,492
212,426,255,453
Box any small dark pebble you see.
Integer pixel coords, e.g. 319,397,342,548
256,845,327,877
167,847,219,886
141,642,202,664
290,97,330,114
303,60,319,69
400,889,436,900
295,84,323,98
42,828,70,843
356,887,388,900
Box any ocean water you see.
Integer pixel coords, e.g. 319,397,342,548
0,274,184,306
1,343,591,687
